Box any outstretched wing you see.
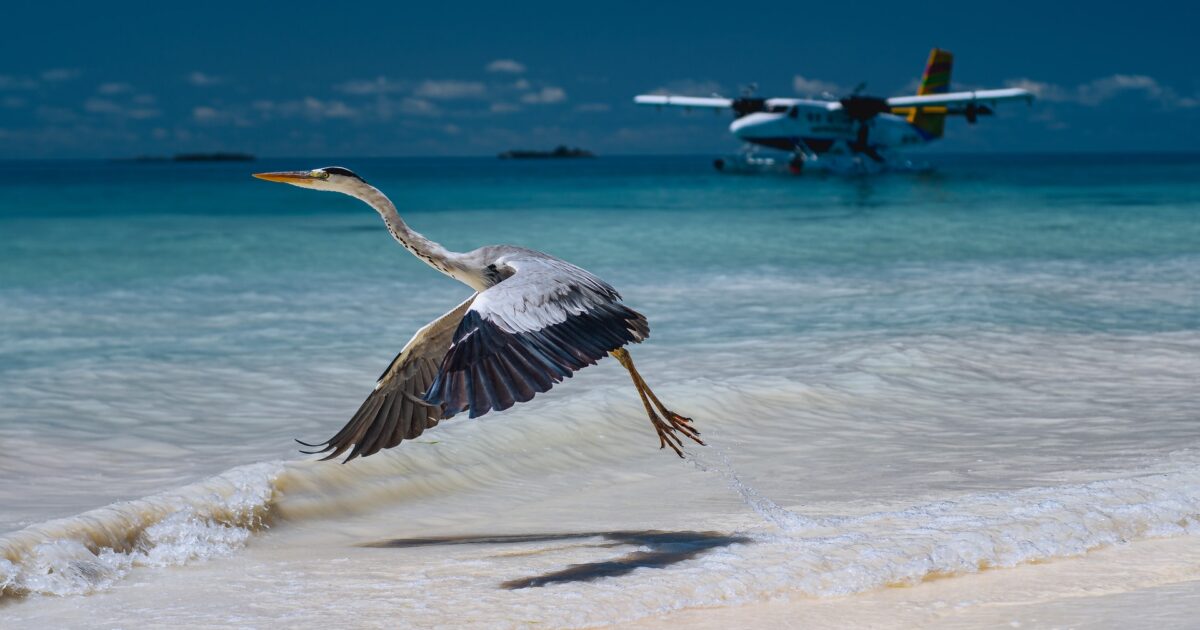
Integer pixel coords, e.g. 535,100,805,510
634,94,735,109
300,295,477,462
425,252,649,419
885,88,1034,109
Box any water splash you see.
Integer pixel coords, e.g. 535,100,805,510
686,434,818,532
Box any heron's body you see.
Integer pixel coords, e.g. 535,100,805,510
253,167,701,461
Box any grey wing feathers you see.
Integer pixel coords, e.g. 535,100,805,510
424,253,648,419
299,294,477,462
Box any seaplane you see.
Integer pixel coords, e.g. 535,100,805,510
635,49,1034,174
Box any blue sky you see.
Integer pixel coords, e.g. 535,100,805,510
2,1,1197,158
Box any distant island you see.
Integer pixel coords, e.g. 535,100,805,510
121,152,256,163
498,145,594,159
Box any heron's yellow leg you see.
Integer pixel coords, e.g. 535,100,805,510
634,371,701,442
610,348,703,457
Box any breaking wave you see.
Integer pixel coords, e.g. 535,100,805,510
0,463,280,598
5,441,1200,605
4,358,1200,608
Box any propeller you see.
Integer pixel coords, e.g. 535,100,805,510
963,102,994,124
730,97,769,117
838,84,889,162
729,82,769,118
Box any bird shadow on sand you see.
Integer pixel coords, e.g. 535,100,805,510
361,530,752,589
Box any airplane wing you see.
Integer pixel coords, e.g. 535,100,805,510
634,95,808,116
634,94,734,109
886,88,1033,109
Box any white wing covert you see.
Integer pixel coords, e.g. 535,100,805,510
424,253,649,419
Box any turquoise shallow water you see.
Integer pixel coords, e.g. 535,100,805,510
1,155,1197,376
4,154,1199,300
1,155,1199,624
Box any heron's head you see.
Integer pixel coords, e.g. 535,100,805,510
252,166,368,193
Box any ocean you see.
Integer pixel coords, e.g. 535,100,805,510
2,154,1199,628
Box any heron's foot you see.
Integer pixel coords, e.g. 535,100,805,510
610,348,704,458
649,411,685,457
662,408,703,445
646,405,704,458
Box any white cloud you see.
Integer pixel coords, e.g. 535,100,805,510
1078,74,1161,105
41,68,80,82
574,102,611,113
98,82,132,95
648,79,724,97
254,94,440,122
336,77,408,95
0,75,39,90
35,106,78,123
192,104,256,127
415,80,487,100
187,71,223,87
1005,74,1197,109
792,75,842,97
192,105,221,121
302,96,356,118
521,86,567,104
83,98,122,114
486,59,527,74
396,97,440,117
250,97,358,120
333,73,575,116
84,97,159,119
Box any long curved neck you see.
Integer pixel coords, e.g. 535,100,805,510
348,183,469,282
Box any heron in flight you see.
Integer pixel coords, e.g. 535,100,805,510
253,167,703,462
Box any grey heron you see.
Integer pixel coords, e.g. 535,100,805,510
253,167,703,462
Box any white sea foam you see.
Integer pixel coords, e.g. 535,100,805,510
770,465,1200,595
505,462,1200,628
0,462,279,598
5,374,1200,613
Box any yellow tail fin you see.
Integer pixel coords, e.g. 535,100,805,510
908,48,953,138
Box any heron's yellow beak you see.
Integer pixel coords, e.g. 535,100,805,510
252,171,318,185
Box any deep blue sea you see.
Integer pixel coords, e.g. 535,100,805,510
2,154,1199,627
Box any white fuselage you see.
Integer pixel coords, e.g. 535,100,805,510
728,100,931,156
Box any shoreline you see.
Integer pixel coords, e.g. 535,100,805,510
626,535,1200,629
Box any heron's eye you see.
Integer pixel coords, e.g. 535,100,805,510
311,169,330,180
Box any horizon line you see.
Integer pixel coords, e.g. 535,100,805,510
6,149,1200,162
